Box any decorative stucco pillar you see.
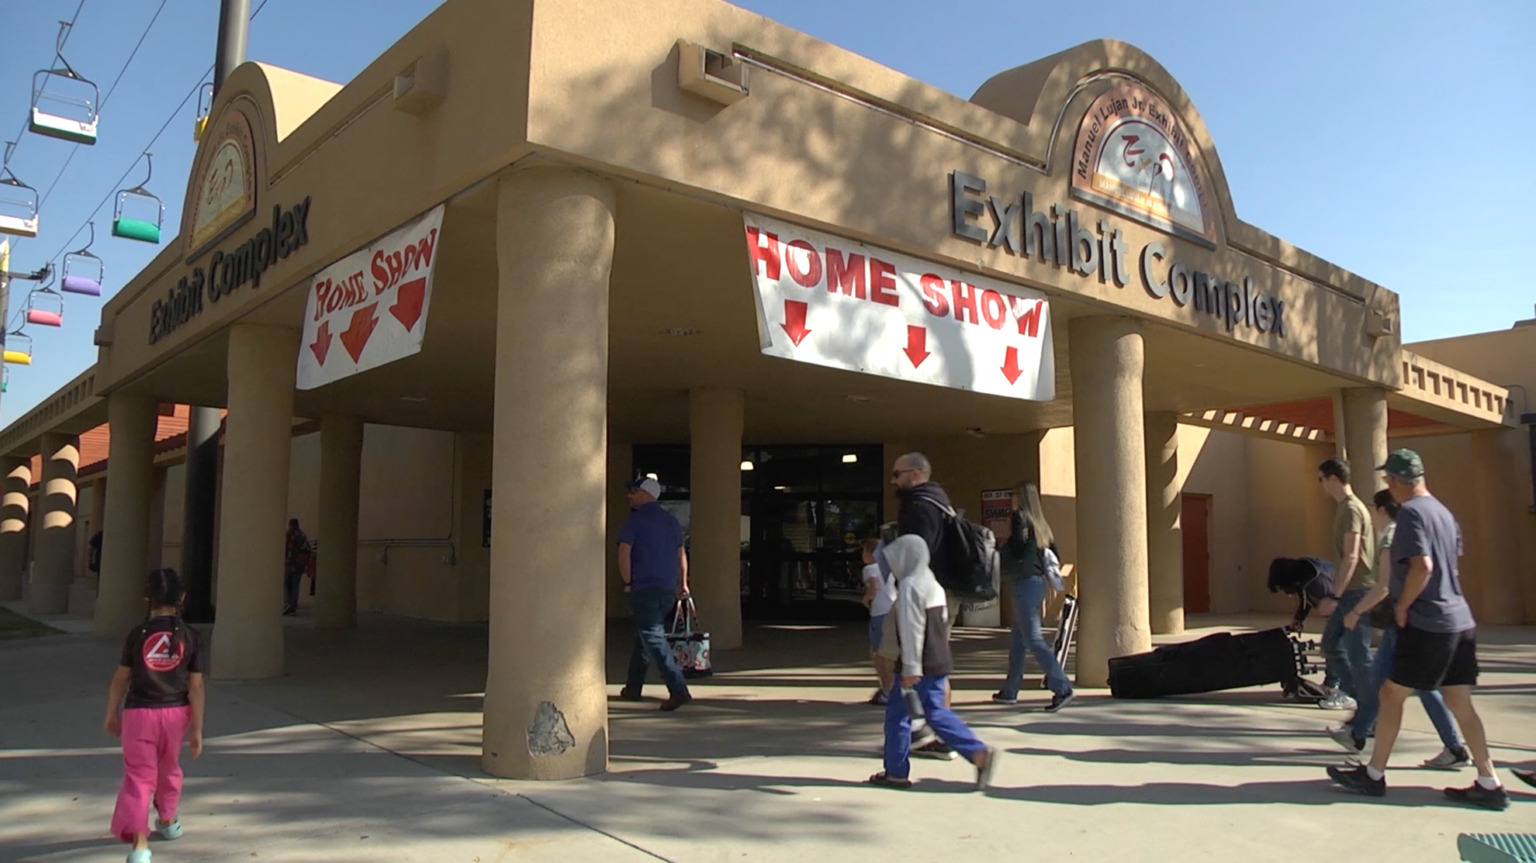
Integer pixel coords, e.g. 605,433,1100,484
0,458,31,601
1340,387,1388,502
690,388,744,650
484,166,615,780
314,414,363,629
30,433,80,615
1069,316,1151,686
1469,428,1524,624
1145,410,1184,635
93,395,157,638
210,324,299,680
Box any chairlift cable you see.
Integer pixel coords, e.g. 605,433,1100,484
29,0,273,276
2,0,87,172
38,0,171,209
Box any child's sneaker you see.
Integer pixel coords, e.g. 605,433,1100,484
127,849,152,863
155,818,182,840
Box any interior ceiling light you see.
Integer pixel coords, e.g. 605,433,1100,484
841,453,858,464
400,396,428,403
645,473,659,481
966,427,985,438
846,394,871,403
662,327,702,336
740,460,754,471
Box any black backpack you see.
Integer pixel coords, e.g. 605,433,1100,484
917,496,999,602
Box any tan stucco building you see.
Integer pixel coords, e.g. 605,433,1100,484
0,0,1529,780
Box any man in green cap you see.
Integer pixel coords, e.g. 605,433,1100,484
1327,449,1509,810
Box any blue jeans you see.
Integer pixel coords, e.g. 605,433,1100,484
1348,625,1462,749
1321,588,1372,697
625,588,689,698
1001,576,1071,698
883,675,986,779
283,565,304,611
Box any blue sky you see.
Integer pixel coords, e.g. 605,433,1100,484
0,0,1531,424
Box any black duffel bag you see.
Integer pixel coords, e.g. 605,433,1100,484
1109,628,1297,699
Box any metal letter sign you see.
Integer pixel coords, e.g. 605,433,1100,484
744,213,1055,401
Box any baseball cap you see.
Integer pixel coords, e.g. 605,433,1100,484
625,477,662,498
1377,449,1424,481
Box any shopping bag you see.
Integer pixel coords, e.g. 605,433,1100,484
667,597,713,678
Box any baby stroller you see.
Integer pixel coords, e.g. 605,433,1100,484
1266,557,1334,703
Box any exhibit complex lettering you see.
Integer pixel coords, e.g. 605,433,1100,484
952,172,1285,339
149,198,312,344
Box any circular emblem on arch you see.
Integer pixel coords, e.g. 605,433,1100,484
185,106,258,262
1070,83,1216,247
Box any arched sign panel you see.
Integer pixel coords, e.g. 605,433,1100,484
1070,83,1217,248
185,108,258,262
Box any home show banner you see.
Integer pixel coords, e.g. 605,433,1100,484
744,213,1055,401
297,205,444,390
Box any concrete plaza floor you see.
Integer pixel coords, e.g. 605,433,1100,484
2,603,1533,862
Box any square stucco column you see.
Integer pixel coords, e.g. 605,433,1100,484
1069,316,1151,686
211,324,300,680
0,458,31,601
1340,387,1388,502
484,166,615,781
1469,428,1525,624
690,389,744,650
30,433,80,615
93,395,157,638
314,414,363,629
1145,411,1184,635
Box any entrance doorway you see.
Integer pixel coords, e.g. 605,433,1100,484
631,444,883,620
1180,494,1211,614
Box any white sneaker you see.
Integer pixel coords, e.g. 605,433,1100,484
1421,746,1471,770
1318,689,1356,711
1326,724,1366,754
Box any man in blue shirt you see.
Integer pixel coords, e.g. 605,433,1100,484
617,477,692,711
1327,450,1508,810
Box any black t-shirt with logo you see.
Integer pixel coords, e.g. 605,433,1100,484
119,616,206,708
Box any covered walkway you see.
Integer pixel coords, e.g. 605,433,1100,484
3,610,1534,861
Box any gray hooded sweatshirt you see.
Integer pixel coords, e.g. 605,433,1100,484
884,534,954,679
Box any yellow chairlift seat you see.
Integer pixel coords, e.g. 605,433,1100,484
3,330,33,366
193,83,213,141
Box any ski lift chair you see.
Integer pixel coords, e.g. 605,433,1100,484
30,67,100,145
61,222,103,296
112,155,163,244
25,273,64,327
194,83,214,141
3,330,32,366
0,169,40,238
1,366,8,393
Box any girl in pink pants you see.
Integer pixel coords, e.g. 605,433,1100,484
105,569,206,863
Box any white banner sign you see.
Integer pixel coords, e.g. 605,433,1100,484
297,205,445,390
744,214,1054,400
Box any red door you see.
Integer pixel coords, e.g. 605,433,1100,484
1181,494,1211,614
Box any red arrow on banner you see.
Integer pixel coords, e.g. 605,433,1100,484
390,277,427,332
309,321,333,366
903,325,930,368
340,303,380,363
781,299,811,346
1002,345,1023,385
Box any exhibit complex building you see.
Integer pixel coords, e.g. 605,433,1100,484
1,0,1531,780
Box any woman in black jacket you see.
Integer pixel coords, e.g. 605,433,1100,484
992,482,1075,712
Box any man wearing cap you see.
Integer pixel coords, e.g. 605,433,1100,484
1327,450,1508,810
617,477,692,712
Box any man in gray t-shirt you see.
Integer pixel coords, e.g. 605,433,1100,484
1388,494,1474,633
1327,450,1509,810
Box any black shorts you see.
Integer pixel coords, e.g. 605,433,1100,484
1390,625,1478,690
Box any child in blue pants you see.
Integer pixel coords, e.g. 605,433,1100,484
867,535,996,790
